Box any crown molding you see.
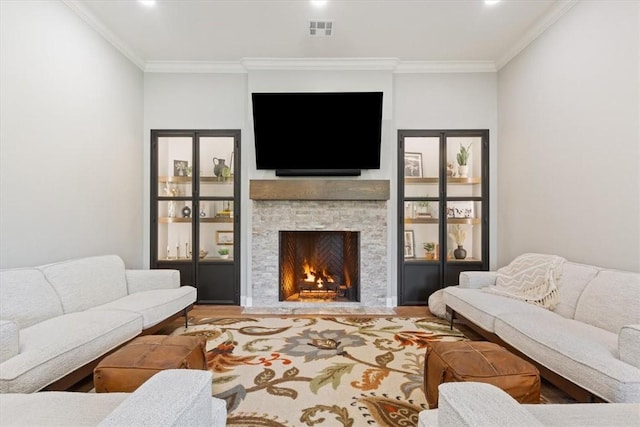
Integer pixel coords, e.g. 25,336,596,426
143,58,497,74
394,61,496,73
496,0,579,70
63,0,145,70
144,61,247,73
240,57,400,71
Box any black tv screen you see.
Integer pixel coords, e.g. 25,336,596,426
252,92,383,176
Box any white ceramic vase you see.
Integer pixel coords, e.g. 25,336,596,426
458,164,469,178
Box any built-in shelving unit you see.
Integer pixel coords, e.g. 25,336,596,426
398,129,489,305
151,129,241,305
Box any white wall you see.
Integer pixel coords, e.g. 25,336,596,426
0,1,144,268
497,1,639,271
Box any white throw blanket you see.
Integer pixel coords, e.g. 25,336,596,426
483,253,565,309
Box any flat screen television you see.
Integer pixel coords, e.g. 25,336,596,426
252,91,383,176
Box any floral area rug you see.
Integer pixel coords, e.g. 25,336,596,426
171,316,466,426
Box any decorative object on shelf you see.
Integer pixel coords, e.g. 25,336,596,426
416,197,432,218
173,160,188,177
453,246,467,260
447,161,455,177
404,230,415,258
186,166,192,177
424,242,436,260
217,247,230,259
447,201,474,218
404,152,423,177
449,224,468,260
212,157,229,181
456,143,472,178
199,249,208,259
168,201,176,218
216,230,233,245
181,205,191,218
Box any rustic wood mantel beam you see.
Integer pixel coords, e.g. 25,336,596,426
249,179,390,201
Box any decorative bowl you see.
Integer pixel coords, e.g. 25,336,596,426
199,250,208,259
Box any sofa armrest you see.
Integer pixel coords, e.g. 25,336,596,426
436,382,543,426
459,271,497,289
125,269,181,294
0,320,19,363
619,324,640,369
98,369,226,427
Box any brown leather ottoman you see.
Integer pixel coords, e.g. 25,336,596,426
94,335,207,393
424,341,540,408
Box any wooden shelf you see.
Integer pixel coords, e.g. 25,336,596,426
158,176,232,184
405,177,481,184
250,179,389,201
405,217,481,225
159,217,232,223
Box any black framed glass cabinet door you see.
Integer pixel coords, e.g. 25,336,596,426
398,130,488,305
151,130,240,304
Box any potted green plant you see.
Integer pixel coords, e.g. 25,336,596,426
423,242,436,260
456,143,472,177
217,247,230,259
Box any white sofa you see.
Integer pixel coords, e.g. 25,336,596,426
0,369,227,426
0,255,197,393
443,255,640,403
419,382,640,427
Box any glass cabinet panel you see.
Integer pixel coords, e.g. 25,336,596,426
399,129,488,305
151,129,240,305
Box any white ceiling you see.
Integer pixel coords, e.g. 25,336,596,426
65,0,577,71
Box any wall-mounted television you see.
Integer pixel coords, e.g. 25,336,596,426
252,92,383,176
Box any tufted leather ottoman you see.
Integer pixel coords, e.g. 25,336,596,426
94,335,207,393
424,340,540,408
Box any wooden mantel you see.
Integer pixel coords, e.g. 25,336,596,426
249,179,390,201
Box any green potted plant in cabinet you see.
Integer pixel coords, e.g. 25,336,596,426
456,143,472,178
423,242,436,260
217,247,230,259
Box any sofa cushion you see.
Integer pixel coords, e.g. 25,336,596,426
525,402,640,427
0,310,142,393
0,392,129,426
552,262,601,319
573,270,640,334
0,268,64,329
443,287,544,333
90,286,196,329
39,255,129,314
494,311,640,403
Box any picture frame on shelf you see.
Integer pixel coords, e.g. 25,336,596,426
403,230,415,258
404,152,423,177
173,160,188,177
216,230,233,245
447,201,475,219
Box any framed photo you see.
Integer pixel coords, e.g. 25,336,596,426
173,160,188,177
404,152,423,177
447,201,475,218
403,230,415,258
216,230,234,245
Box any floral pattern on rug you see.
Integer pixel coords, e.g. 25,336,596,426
173,317,465,427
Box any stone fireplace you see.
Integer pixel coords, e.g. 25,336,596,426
250,180,390,308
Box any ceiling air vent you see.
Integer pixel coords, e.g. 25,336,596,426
309,20,333,37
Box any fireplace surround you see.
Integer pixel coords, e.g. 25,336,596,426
249,179,390,309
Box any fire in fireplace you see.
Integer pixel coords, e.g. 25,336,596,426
279,231,359,302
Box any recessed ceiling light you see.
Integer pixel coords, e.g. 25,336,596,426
311,0,328,8
485,0,500,5
139,0,156,7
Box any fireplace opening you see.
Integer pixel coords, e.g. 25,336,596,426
279,231,360,302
